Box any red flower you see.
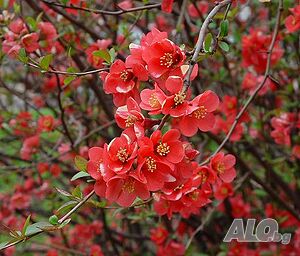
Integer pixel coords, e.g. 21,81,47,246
21,33,39,53
270,112,298,146
214,182,234,201
50,164,62,177
103,133,138,174
86,39,112,68
161,76,191,117
9,18,25,34
136,140,175,191
87,147,112,198
292,145,300,159
188,1,209,18
20,135,40,160
89,245,104,256
210,153,236,183
150,226,168,245
178,90,219,136
285,5,300,33
87,147,105,180
37,115,56,132
158,240,185,256
140,84,166,115
161,0,174,13
115,97,144,131
194,165,216,185
106,175,150,207
242,29,283,73
242,72,276,96
37,162,49,174
150,129,184,164
142,39,185,79
103,59,136,94
38,22,58,52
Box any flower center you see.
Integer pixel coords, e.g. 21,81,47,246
174,91,186,106
173,184,184,191
120,70,133,82
122,179,135,194
197,171,208,183
146,157,157,172
217,163,225,174
188,191,199,201
156,142,170,156
43,119,51,127
193,106,207,119
117,147,129,163
125,115,137,127
160,53,173,68
149,93,160,108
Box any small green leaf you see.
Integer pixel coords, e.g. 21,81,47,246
26,17,37,31
64,76,76,85
56,187,72,197
49,215,59,225
58,218,71,228
220,20,229,37
24,222,52,236
57,200,78,213
109,48,116,63
71,171,90,181
204,33,213,53
219,41,230,52
74,155,87,172
22,215,31,235
72,186,83,199
18,48,28,64
13,3,20,14
93,49,111,63
40,54,53,71
36,12,44,23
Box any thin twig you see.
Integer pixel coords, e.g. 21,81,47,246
55,74,74,148
200,0,283,166
183,0,232,89
41,1,161,15
27,62,109,76
0,190,95,251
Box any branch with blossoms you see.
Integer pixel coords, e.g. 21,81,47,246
1,0,300,255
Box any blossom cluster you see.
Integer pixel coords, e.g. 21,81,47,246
87,28,237,217
2,18,58,56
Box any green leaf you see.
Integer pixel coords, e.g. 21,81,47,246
220,20,229,37
92,49,111,63
74,155,87,172
109,48,116,63
49,215,59,225
57,200,78,213
18,48,28,64
13,3,20,14
71,171,90,181
24,222,52,236
58,218,71,228
40,54,53,71
64,76,76,86
56,187,72,197
26,17,37,31
219,41,230,52
72,186,83,199
22,215,31,235
204,33,213,53
36,12,44,23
